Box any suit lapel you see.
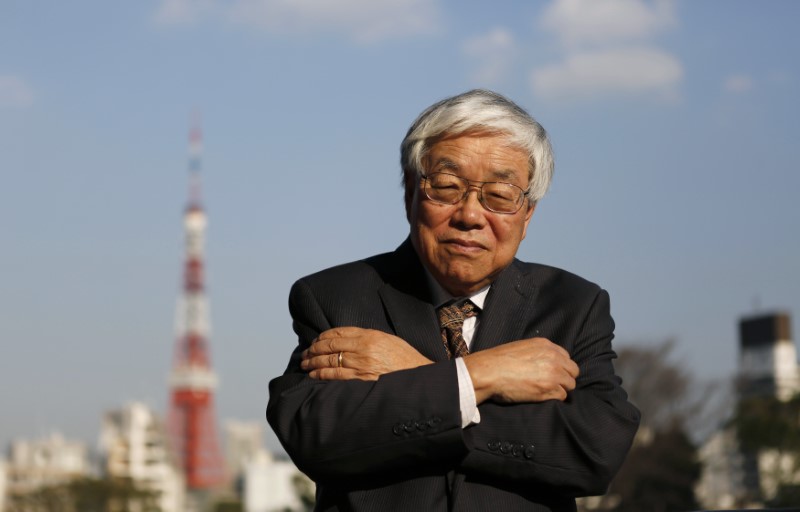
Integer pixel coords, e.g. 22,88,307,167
379,285,446,362
471,260,539,352
375,239,449,362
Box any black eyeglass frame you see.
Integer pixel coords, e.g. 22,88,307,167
420,171,529,214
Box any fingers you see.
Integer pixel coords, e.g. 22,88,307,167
528,337,580,380
566,359,580,379
469,337,582,404
306,365,379,381
302,328,367,358
318,326,363,339
301,352,345,371
308,367,377,381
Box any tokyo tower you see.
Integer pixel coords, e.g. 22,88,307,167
168,123,225,490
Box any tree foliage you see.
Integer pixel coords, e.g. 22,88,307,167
598,340,706,512
212,497,244,512
610,426,701,512
6,476,160,512
735,395,800,453
292,473,316,512
733,395,800,506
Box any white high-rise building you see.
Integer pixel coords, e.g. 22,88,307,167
695,427,753,509
3,433,89,498
223,420,313,512
739,311,800,401
697,311,800,508
1,457,8,512
225,420,265,477
99,402,186,512
244,450,312,512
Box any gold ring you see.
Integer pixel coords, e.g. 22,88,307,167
338,351,343,368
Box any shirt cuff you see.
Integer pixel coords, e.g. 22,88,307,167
455,357,481,428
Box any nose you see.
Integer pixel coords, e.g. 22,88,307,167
451,187,486,229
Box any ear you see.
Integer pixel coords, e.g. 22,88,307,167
520,201,536,240
403,171,417,222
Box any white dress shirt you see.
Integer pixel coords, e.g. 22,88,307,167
426,272,489,428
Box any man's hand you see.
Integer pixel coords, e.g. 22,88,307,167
464,338,579,405
301,327,433,381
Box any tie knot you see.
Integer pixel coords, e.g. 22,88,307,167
438,300,477,329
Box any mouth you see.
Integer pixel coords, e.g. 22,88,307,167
441,238,488,253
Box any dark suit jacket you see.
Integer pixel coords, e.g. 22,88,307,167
267,239,640,511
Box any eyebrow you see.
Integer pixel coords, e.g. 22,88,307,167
432,159,519,182
432,158,460,172
488,169,517,181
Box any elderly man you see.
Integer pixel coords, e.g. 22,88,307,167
267,89,639,511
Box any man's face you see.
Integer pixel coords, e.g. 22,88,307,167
406,132,535,297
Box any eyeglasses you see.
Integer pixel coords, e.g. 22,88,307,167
421,172,528,214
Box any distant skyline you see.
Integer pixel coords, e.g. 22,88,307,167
2,0,799,453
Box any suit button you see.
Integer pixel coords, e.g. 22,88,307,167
487,441,500,451
499,442,511,454
392,424,403,436
403,421,416,432
427,417,441,428
512,444,522,457
524,445,535,459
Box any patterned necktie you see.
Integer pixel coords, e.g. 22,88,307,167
438,300,478,359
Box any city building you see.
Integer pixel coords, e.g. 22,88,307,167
696,310,800,508
739,311,800,401
695,427,752,509
224,420,313,512
0,458,7,511
99,402,186,512
224,420,265,478
2,432,89,500
243,450,312,512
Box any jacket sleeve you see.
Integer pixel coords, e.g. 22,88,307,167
458,289,641,496
267,278,469,482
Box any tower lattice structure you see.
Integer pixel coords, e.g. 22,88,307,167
168,125,225,490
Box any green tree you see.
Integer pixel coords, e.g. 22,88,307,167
734,395,800,506
596,340,708,512
735,395,800,453
212,497,244,512
292,473,316,512
610,426,701,512
6,476,160,512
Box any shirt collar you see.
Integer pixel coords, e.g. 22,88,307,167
424,269,490,310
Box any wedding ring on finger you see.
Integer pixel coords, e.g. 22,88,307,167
338,351,343,368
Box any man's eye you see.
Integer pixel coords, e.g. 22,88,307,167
487,190,514,201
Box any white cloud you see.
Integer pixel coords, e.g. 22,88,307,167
723,74,754,94
541,0,676,49
531,47,682,101
462,28,515,84
154,0,441,43
0,75,34,108
531,0,681,103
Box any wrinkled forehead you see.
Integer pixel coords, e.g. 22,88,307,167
427,128,517,150
423,130,532,181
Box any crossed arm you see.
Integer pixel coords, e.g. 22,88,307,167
301,327,580,405
268,280,639,493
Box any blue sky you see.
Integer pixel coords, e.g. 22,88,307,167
2,0,799,452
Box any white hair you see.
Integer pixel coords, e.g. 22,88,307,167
400,89,554,202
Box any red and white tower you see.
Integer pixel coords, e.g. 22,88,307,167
168,124,225,490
